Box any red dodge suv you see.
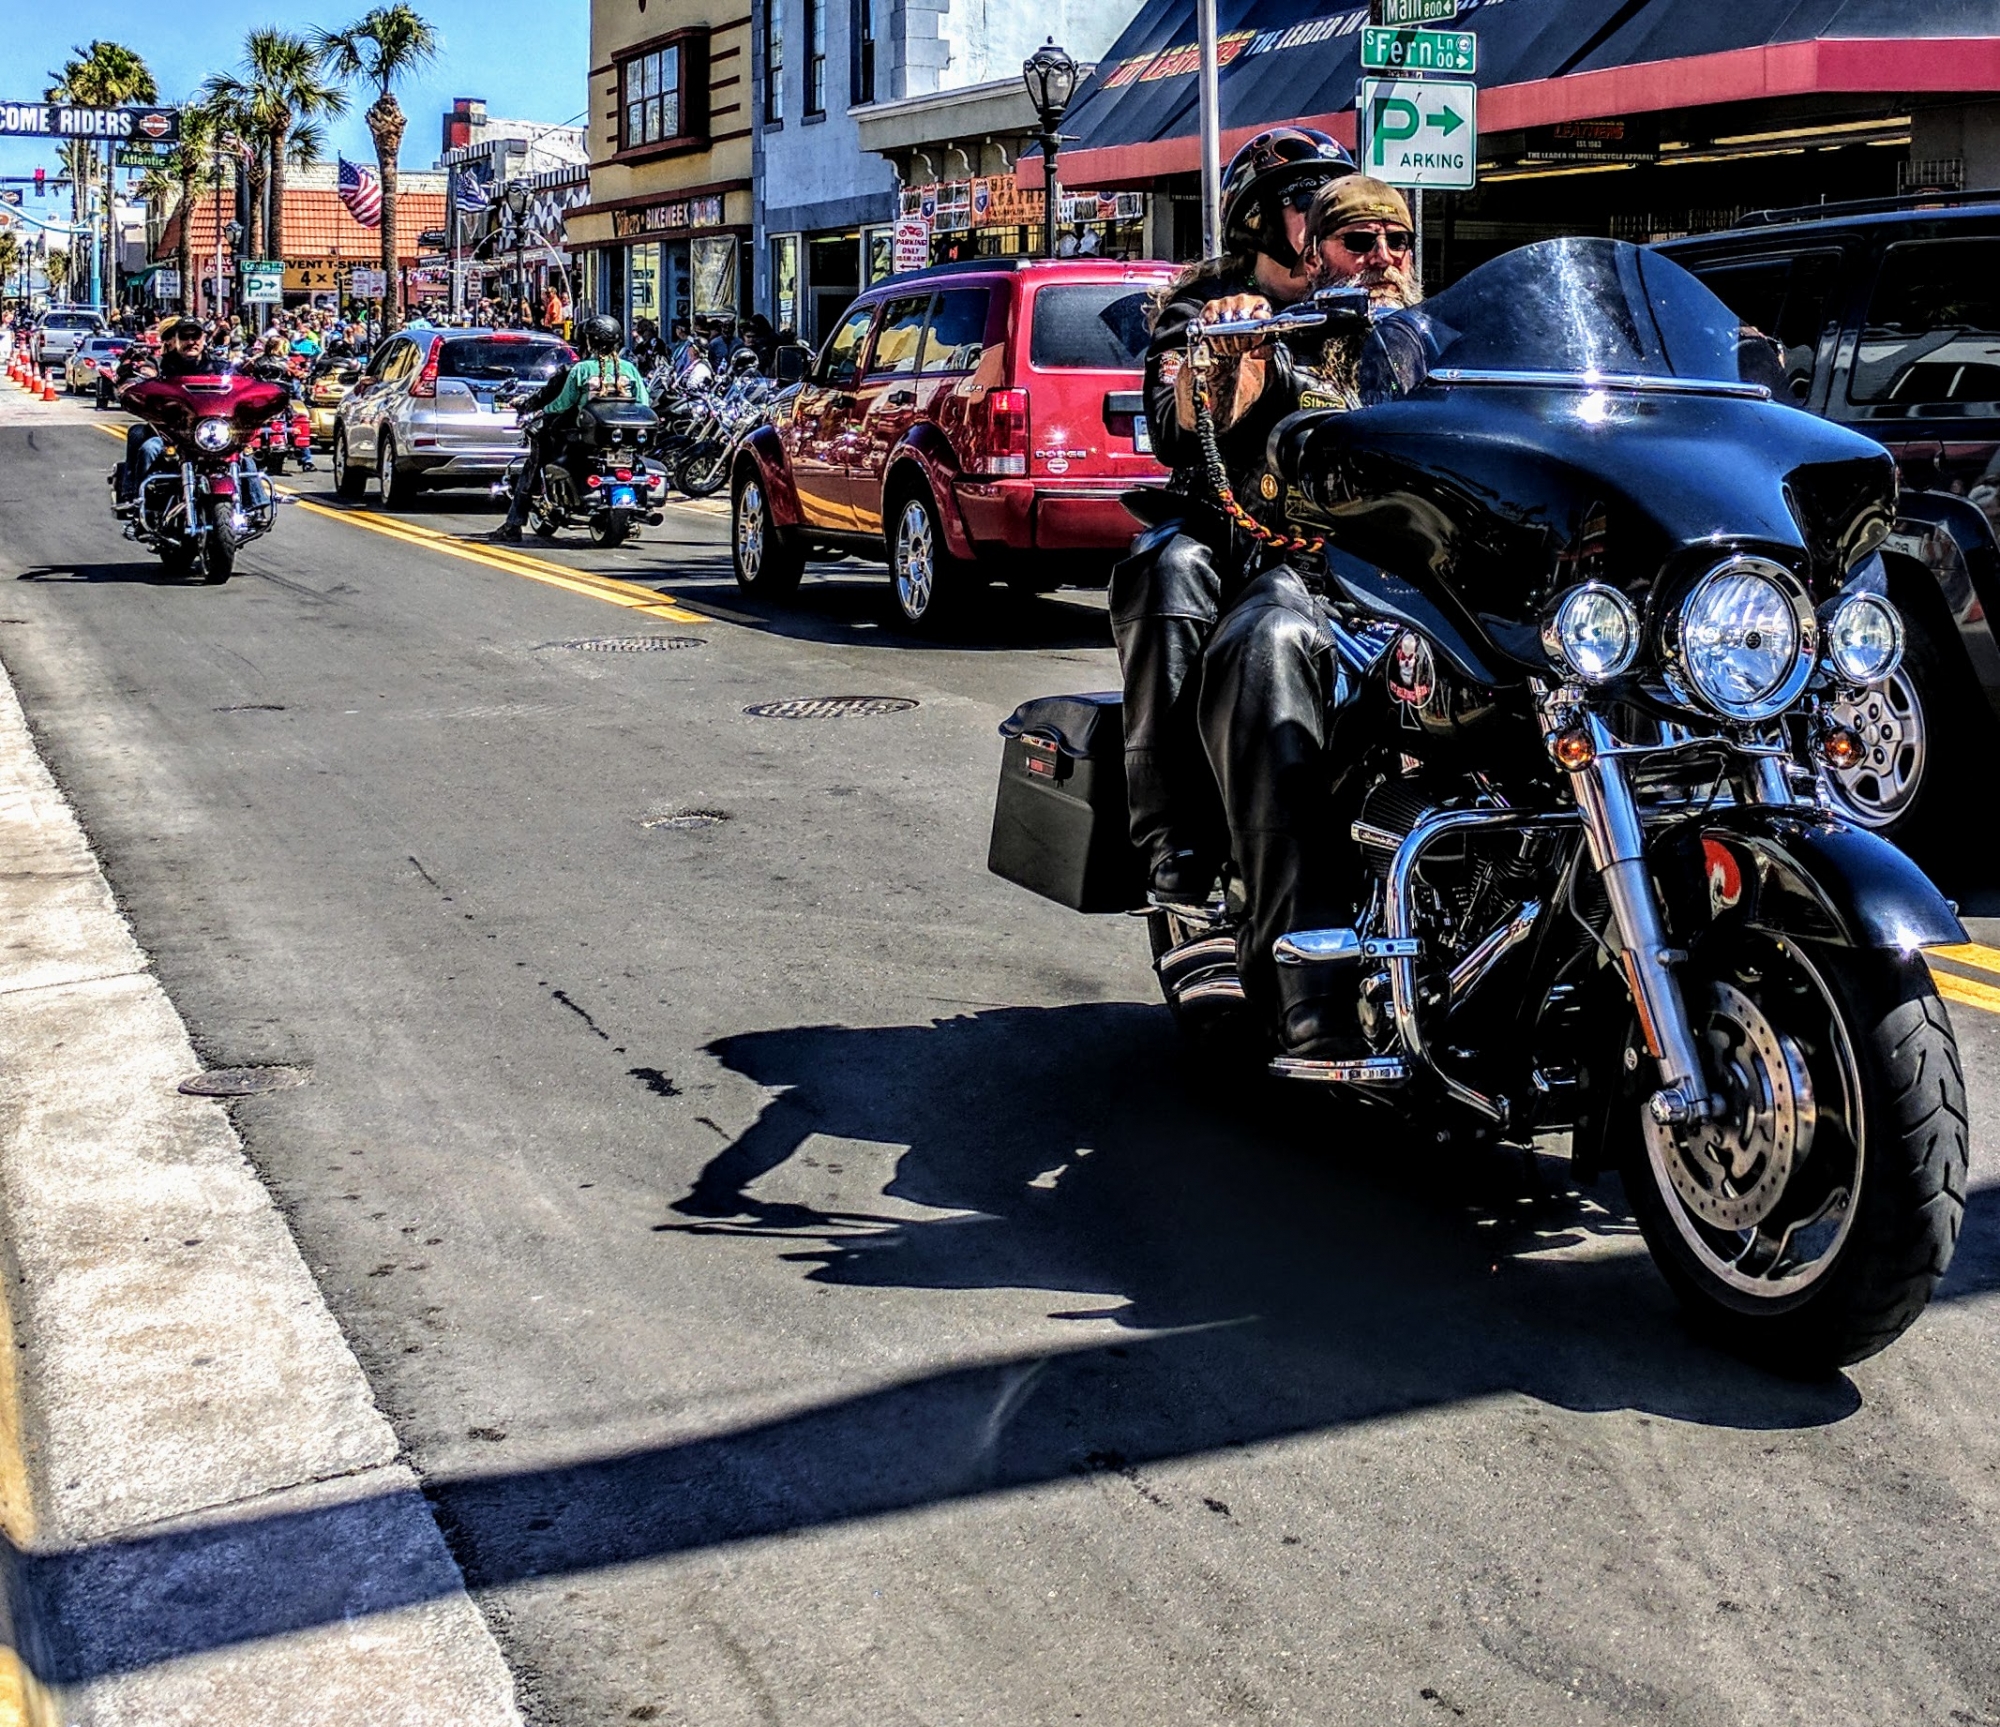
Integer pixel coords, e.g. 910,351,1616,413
731,257,1175,628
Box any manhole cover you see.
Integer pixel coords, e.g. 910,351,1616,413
544,636,706,652
642,809,729,830
742,697,918,720
179,1065,311,1098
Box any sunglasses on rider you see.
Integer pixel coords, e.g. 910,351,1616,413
1331,227,1415,257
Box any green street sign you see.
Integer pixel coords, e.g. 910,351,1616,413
1360,76,1478,191
1361,26,1477,74
1376,0,1459,25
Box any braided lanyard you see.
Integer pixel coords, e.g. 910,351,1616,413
1188,335,1325,558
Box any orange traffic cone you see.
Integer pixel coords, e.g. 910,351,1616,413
41,373,57,402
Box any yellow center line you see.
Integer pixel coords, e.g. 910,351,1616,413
91,420,708,625
1928,942,2000,981
1930,965,2000,1018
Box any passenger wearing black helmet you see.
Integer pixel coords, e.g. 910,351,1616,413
1113,126,1355,914
494,315,650,541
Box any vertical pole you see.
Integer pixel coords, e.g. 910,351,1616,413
1197,0,1222,258
1412,188,1424,295
1043,134,1060,259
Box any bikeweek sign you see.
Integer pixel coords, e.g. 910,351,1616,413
1360,76,1477,190
0,103,180,142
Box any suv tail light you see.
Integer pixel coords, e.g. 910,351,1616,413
411,336,444,398
971,388,1029,477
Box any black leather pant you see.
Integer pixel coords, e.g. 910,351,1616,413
502,433,552,530
1108,523,1233,873
1198,564,1371,1021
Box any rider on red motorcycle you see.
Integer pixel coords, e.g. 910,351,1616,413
115,319,217,509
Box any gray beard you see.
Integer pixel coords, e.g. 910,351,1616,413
1313,274,1424,398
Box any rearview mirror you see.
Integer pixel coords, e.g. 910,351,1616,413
774,344,810,384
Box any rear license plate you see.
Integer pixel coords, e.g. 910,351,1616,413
610,486,637,509
1133,419,1153,454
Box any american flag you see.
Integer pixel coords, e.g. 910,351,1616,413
338,157,382,228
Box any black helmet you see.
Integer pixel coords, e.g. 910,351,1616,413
1220,127,1356,269
581,314,623,355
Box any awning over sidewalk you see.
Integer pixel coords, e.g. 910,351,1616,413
1024,0,2000,188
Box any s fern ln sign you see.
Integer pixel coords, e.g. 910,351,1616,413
1359,77,1477,190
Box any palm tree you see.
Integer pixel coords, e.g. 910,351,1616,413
200,79,266,261
46,249,72,296
316,5,439,331
155,100,226,316
45,41,158,306
222,30,347,270
0,232,20,301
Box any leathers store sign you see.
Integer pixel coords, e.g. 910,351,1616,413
610,194,725,239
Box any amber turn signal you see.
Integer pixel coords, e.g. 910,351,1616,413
1815,725,1866,770
1551,728,1596,770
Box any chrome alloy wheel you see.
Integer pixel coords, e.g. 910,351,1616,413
737,480,765,581
1822,667,1925,829
1641,962,1863,1298
892,497,935,620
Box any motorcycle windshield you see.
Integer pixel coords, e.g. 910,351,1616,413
1359,238,1758,401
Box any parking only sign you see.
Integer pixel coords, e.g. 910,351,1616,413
1360,77,1477,190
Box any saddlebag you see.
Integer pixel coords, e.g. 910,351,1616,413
988,693,1145,913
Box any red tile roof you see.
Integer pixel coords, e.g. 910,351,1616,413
156,188,446,264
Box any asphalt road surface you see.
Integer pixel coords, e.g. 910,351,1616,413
3,412,1998,1726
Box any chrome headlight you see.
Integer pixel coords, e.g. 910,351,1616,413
1664,556,1818,723
1823,592,1904,686
193,417,233,453
1542,583,1639,683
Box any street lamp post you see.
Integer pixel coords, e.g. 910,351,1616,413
1022,39,1079,260
501,181,530,324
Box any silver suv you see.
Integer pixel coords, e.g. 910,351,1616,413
31,308,108,370
330,326,574,506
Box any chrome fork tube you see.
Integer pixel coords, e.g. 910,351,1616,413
1568,716,1712,1122
181,461,200,534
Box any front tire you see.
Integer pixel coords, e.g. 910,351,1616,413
1621,933,1965,1372
332,429,367,500
675,440,728,498
200,499,237,584
731,472,803,597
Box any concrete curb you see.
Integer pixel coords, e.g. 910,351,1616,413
0,655,521,1722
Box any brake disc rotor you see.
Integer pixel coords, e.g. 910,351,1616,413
1659,979,1817,1231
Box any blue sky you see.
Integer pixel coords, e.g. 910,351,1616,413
1,0,589,204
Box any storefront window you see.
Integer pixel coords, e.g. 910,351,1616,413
693,236,739,318
863,225,894,287
771,233,800,335
629,242,662,330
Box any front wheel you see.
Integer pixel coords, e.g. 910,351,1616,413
200,499,238,584
731,472,803,597
674,440,728,498
1621,932,1965,1372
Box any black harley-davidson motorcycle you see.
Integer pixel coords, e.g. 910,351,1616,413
989,239,1968,1372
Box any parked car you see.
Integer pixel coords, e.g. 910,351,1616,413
1658,192,2000,887
65,334,130,398
305,355,367,446
30,308,107,371
330,327,574,506
730,257,1175,629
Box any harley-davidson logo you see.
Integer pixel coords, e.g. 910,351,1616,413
138,111,169,138
1259,473,1279,500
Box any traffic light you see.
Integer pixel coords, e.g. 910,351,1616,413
33,168,45,198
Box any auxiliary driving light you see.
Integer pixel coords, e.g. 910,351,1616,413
1542,583,1639,683
1824,592,1904,686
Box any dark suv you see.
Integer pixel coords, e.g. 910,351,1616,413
731,257,1175,629
1657,195,2000,877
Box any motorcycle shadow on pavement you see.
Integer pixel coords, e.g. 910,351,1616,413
23,1002,1999,1687
13,561,186,586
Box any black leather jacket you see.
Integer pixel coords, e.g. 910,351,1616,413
1144,267,1324,532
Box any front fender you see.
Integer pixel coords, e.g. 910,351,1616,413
738,424,804,529
1701,809,1965,951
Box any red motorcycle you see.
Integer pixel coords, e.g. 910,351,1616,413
245,401,315,473
113,373,288,583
